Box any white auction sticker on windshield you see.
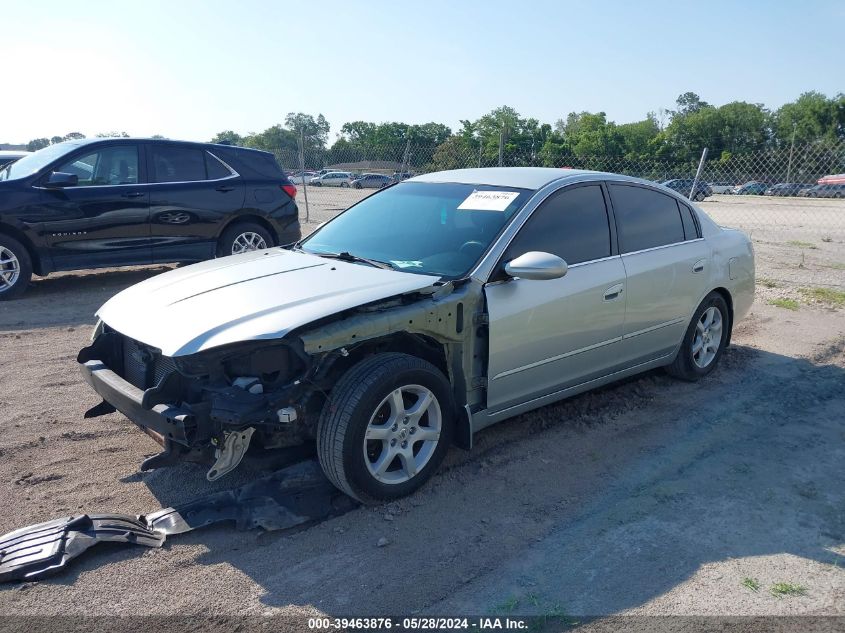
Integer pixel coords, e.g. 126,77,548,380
457,190,520,211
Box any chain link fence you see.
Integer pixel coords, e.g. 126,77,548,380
275,140,845,289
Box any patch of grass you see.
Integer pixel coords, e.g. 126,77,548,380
787,240,818,249
823,262,845,270
742,577,762,592
800,287,845,307
525,593,541,607
768,298,799,310
770,582,807,597
757,277,779,288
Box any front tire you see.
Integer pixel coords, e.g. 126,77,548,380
317,353,455,504
0,235,33,300
217,222,273,257
666,292,730,381
340,182,349,188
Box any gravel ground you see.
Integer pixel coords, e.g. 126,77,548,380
0,198,843,618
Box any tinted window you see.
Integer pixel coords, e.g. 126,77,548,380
504,184,611,265
206,152,232,179
151,146,206,182
56,145,138,186
610,184,685,253
678,202,699,240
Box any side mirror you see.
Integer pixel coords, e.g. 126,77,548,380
504,251,568,281
45,172,79,188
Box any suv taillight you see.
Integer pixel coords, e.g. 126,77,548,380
281,184,297,198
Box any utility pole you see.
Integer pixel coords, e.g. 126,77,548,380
689,147,708,202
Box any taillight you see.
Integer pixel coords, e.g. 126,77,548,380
281,184,297,198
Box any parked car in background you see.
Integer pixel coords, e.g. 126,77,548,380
78,167,754,502
707,181,734,194
0,150,30,168
661,179,712,202
764,183,812,197
0,137,300,299
730,181,768,195
351,173,394,189
287,171,317,185
392,171,414,181
310,171,352,187
799,184,845,198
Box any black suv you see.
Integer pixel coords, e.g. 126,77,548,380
660,179,712,202
0,138,300,299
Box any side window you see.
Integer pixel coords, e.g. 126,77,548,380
610,184,685,253
677,201,700,240
56,146,139,186
151,146,206,183
206,152,232,180
504,184,611,266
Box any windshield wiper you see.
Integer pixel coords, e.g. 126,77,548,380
313,251,396,271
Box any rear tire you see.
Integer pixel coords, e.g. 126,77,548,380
694,191,706,202
341,182,349,188
317,353,455,504
217,222,274,257
0,234,33,300
666,292,730,381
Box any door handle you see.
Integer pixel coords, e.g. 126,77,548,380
121,192,144,198
692,259,706,273
216,185,235,193
603,283,624,301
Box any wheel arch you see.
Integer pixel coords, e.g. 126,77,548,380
711,286,734,347
313,332,471,449
0,222,44,276
217,214,278,246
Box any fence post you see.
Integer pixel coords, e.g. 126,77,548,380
689,147,708,201
786,124,797,183
299,129,310,224
498,131,503,167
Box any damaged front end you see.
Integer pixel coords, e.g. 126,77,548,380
78,328,318,480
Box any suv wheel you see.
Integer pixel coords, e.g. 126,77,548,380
694,191,706,202
217,222,273,257
317,353,455,504
666,292,730,381
0,235,33,301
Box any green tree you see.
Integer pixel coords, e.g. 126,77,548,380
62,132,86,141
284,112,330,149
211,130,244,145
772,91,844,146
26,138,50,151
95,131,130,138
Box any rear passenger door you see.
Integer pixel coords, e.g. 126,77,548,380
608,183,709,365
146,144,245,263
485,183,626,412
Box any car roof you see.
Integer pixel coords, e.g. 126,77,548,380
46,137,275,157
411,167,615,190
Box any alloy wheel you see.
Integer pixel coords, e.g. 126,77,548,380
231,231,268,254
0,246,20,294
692,306,723,368
363,384,442,484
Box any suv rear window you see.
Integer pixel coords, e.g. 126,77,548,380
151,146,206,183
610,184,685,253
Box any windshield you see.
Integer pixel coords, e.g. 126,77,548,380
300,181,533,278
0,142,80,181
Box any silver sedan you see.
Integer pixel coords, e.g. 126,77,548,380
80,168,755,503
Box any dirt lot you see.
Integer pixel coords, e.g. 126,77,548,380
0,198,843,618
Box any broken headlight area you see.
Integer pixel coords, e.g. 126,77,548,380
78,328,316,479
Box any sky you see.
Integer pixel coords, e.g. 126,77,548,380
2,0,843,145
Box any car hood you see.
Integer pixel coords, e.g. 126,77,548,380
97,249,440,357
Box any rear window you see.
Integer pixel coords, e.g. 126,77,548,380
610,184,686,253
151,146,206,182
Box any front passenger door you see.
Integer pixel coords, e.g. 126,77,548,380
485,183,627,412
